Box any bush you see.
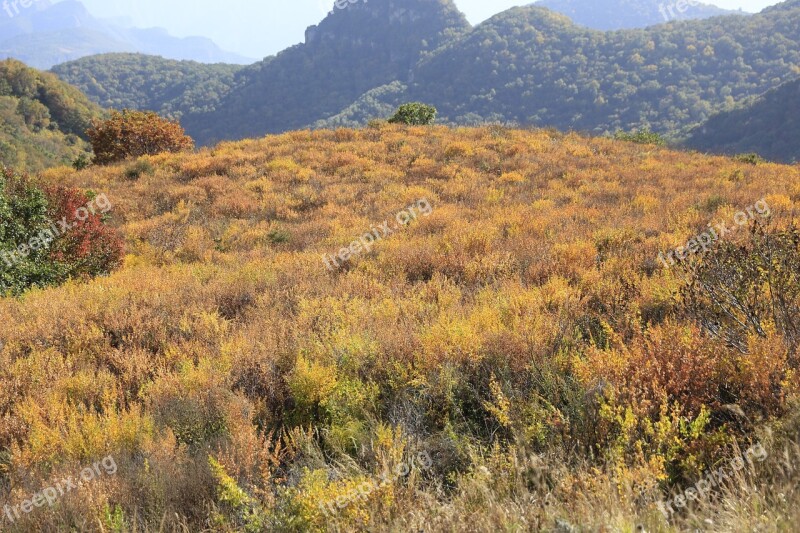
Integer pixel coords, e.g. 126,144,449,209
124,159,156,181
87,109,194,165
0,167,124,295
613,129,666,146
72,153,91,170
388,103,437,126
681,223,800,358
734,152,766,165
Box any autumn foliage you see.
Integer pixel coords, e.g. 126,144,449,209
0,127,799,531
87,109,194,165
0,167,124,294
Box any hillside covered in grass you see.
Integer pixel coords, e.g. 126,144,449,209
0,59,101,171
1,125,799,531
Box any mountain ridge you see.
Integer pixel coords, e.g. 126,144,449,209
685,77,800,162
51,0,800,160
0,0,253,69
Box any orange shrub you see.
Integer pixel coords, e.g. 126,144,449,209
87,109,194,165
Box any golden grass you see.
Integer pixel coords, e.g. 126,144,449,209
1,124,799,531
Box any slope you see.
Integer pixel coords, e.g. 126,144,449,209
685,77,800,163
51,54,244,121
181,0,471,144
404,2,800,135
49,0,800,143
0,124,798,530
0,59,102,171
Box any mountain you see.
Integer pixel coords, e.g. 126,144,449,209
52,0,800,148
0,0,253,69
400,3,800,136
181,0,471,144
51,54,244,121
536,0,741,30
685,77,800,163
0,58,101,171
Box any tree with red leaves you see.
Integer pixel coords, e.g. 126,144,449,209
45,185,125,281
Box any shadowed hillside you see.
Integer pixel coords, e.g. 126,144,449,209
686,78,800,163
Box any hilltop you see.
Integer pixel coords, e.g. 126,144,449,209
1,124,798,530
0,59,101,171
181,0,471,143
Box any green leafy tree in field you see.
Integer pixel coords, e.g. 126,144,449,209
388,103,437,125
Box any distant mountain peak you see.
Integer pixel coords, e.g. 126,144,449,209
304,0,470,47
0,0,253,69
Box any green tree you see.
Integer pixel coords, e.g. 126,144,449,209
388,102,438,125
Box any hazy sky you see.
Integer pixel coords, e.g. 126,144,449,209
67,0,782,59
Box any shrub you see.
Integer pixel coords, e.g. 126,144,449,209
123,159,156,181
388,103,437,126
0,167,124,295
72,153,91,170
45,185,125,281
733,152,766,165
87,109,194,165
681,223,800,358
0,168,59,293
613,129,666,146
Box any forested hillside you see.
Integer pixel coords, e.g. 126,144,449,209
0,59,101,171
181,0,471,144
51,54,244,121
52,0,800,147
686,77,800,162
403,3,800,135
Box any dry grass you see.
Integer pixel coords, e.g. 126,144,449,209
1,124,799,531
